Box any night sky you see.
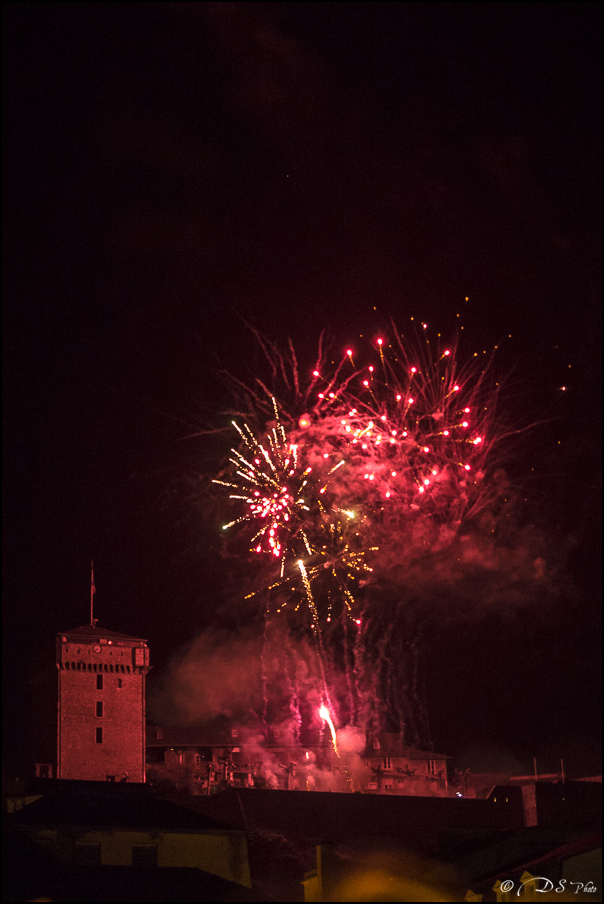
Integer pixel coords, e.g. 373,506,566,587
4,2,601,776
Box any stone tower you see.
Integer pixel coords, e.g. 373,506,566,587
56,625,150,782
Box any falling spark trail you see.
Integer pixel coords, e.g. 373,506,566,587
319,704,339,757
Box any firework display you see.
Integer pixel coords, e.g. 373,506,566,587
214,326,500,626
210,324,551,749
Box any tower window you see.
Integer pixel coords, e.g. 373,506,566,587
96,674,103,690
96,727,103,744
117,679,123,688
96,702,103,718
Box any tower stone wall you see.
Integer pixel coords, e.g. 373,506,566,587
56,626,149,782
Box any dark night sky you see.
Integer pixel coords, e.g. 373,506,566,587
3,2,601,775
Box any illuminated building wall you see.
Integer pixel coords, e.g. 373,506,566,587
56,625,149,782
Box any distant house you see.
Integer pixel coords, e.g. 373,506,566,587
361,732,450,795
146,719,335,792
8,778,252,888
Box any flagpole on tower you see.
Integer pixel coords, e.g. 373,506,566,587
90,561,96,627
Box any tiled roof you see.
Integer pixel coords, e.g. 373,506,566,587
363,735,450,758
147,723,332,750
174,787,524,852
9,783,239,833
147,723,245,747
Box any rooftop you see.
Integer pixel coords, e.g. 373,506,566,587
8,780,240,834
58,624,147,643
173,787,524,854
451,825,602,889
147,721,330,749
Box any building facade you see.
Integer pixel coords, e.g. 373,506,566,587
361,732,449,795
146,722,450,796
57,625,150,782
10,781,251,888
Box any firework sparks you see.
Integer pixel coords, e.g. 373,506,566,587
214,401,316,567
214,327,504,626
301,328,497,528
319,704,339,756
214,395,373,624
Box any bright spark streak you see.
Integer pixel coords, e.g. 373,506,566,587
319,704,339,756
